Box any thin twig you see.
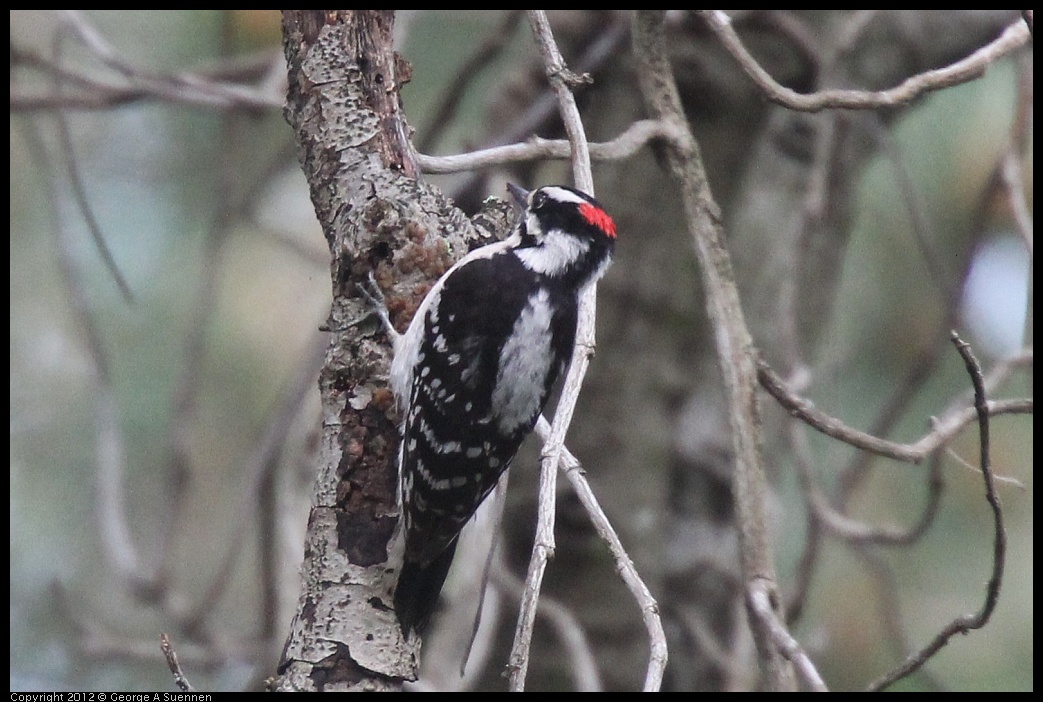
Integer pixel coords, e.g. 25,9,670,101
462,471,510,677
831,322,955,510
748,582,827,691
182,329,327,631
16,112,143,585
874,117,955,300
11,40,284,112
788,418,945,546
61,10,280,110
536,416,668,692
784,512,822,626
493,562,603,692
507,11,598,691
51,23,135,302
774,110,840,367
853,545,947,691
867,332,1007,691
160,633,194,692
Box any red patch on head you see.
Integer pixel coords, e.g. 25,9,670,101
579,202,617,238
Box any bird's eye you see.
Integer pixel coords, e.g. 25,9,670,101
531,191,547,210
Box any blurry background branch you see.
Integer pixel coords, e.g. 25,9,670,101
9,10,1032,692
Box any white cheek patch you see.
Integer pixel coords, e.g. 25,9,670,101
515,228,591,276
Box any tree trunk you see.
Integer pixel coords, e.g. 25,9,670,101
274,10,510,690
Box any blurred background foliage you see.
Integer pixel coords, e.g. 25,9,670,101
9,10,1031,691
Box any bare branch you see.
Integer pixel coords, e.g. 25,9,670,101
757,356,1032,464
441,14,630,203
417,119,682,173
633,9,793,690
786,345,1030,626
699,11,1030,112
526,10,593,191
784,514,823,627
11,11,283,112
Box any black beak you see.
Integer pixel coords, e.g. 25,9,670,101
507,183,530,209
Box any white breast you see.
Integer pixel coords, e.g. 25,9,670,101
491,288,555,433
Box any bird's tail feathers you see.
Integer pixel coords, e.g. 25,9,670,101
394,542,458,638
